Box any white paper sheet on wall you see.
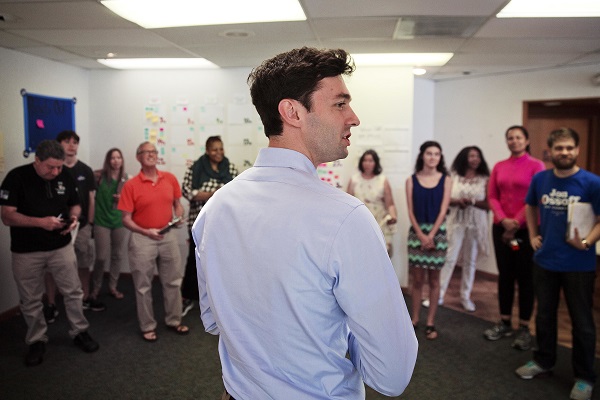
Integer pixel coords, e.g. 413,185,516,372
198,104,225,125
227,103,256,125
143,98,263,177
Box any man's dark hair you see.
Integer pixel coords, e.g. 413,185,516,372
451,146,490,177
56,130,80,143
358,149,383,175
36,140,65,161
547,127,579,148
247,47,355,137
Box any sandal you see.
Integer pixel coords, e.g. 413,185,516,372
425,325,438,340
110,289,124,300
168,324,190,335
142,330,158,342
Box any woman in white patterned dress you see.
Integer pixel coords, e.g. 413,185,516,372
438,146,490,312
347,149,398,256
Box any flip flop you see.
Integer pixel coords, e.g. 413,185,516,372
168,325,190,335
425,325,438,340
110,290,124,300
142,331,158,342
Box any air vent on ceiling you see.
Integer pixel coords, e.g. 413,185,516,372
393,16,486,39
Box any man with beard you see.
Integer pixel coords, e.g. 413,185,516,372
516,127,600,400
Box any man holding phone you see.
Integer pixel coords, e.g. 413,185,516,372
118,141,188,342
0,140,99,366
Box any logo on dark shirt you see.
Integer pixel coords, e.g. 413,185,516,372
56,181,66,195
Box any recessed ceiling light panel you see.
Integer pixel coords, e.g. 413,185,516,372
497,0,600,18
97,58,219,69
101,0,306,28
352,53,453,67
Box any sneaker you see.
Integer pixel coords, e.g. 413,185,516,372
182,298,194,317
515,360,552,379
483,321,514,341
421,298,443,308
83,298,106,312
512,326,532,350
570,380,593,400
73,331,99,353
461,298,476,312
25,341,45,367
43,303,58,324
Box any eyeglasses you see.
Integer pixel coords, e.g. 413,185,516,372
138,150,158,155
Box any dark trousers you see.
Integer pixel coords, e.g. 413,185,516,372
181,232,199,301
492,224,535,321
221,391,235,400
533,263,596,383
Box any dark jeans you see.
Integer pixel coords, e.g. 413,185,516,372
492,225,534,320
533,263,596,383
181,232,199,301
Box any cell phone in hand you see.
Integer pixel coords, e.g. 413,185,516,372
158,217,182,235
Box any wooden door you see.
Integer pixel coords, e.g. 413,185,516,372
527,117,590,170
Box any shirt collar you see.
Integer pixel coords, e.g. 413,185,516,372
254,148,318,178
138,169,164,182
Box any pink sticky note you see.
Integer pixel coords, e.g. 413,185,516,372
36,119,45,128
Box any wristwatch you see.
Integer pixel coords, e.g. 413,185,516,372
581,238,591,250
192,189,199,197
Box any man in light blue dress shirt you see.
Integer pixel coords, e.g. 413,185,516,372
192,47,418,400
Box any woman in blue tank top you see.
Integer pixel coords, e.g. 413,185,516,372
406,141,452,340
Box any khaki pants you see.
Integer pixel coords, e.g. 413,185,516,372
74,223,94,270
12,244,89,344
128,230,183,332
92,225,130,293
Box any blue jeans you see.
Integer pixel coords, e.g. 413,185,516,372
533,263,596,383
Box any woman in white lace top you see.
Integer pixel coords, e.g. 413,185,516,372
347,149,398,256
438,146,490,312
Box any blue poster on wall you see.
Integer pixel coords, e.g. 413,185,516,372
21,89,76,157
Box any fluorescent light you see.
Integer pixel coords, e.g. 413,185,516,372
412,68,427,76
352,53,453,67
97,58,219,69
497,0,600,18
101,0,306,28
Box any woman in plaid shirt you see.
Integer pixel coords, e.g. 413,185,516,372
181,136,238,316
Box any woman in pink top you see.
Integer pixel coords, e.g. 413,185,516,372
483,126,545,351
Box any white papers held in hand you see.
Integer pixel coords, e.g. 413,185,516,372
566,202,595,240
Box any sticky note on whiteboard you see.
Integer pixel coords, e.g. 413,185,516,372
36,119,45,129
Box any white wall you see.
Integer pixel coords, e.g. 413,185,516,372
0,47,90,314
344,67,415,286
1,46,599,313
433,64,600,274
89,66,416,286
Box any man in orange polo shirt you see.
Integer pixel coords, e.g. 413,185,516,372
118,141,189,342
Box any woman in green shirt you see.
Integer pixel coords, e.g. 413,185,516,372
91,148,130,299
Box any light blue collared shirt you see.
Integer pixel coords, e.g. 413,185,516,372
193,148,417,399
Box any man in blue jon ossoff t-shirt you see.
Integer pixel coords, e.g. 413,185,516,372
516,127,600,400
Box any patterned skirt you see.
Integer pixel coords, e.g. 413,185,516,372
407,223,448,270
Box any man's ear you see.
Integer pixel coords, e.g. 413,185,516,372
278,99,303,128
